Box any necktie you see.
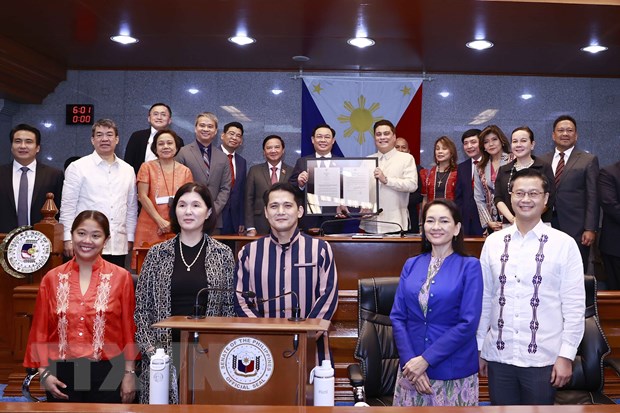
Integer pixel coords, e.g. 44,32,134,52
555,152,565,187
472,160,479,189
227,154,235,186
202,147,211,180
271,166,278,184
17,166,29,226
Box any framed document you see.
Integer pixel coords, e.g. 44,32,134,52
304,157,379,216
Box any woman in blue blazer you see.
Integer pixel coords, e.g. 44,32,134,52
391,199,483,406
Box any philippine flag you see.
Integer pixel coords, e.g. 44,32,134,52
301,76,423,161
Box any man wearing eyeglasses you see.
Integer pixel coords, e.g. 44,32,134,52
477,168,585,405
289,124,345,232
220,122,247,235
540,115,599,270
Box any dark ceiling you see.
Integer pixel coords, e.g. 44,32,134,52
0,0,619,103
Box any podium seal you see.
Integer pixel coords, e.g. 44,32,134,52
220,337,274,391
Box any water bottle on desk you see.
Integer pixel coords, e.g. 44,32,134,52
309,360,334,406
149,348,170,404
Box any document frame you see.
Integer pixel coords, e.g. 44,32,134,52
304,157,379,216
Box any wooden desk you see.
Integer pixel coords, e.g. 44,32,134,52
2,402,620,413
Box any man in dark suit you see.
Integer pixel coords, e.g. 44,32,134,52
454,129,484,236
0,124,63,233
124,102,184,175
540,115,599,269
245,135,292,235
176,112,232,231
599,161,620,289
289,124,346,232
220,121,247,235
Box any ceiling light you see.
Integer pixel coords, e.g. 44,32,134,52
581,44,608,54
228,36,256,46
520,93,533,100
42,121,53,128
110,35,139,45
46,156,53,161
439,91,450,98
347,37,375,48
187,88,199,95
271,89,283,95
466,39,494,50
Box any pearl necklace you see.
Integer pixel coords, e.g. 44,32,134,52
179,236,206,271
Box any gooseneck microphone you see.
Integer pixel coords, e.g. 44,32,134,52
257,290,305,322
189,287,256,319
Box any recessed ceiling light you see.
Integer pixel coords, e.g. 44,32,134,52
347,37,375,48
439,91,450,98
110,35,139,45
581,44,608,54
187,88,199,95
228,36,256,46
520,93,533,100
466,39,494,50
42,121,53,128
271,89,283,95
46,156,53,161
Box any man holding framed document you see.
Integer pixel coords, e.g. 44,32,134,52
359,120,418,234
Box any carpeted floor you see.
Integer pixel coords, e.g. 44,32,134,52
0,384,29,402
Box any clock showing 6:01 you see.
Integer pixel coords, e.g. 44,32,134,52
66,104,94,125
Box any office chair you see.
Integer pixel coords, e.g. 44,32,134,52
555,275,616,404
347,276,400,406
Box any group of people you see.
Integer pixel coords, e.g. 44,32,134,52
1,104,617,406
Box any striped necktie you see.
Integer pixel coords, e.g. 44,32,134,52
554,152,565,187
202,147,210,180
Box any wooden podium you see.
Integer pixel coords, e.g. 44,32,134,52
154,316,330,405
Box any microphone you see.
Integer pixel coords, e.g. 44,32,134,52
257,290,305,322
190,287,256,319
366,219,406,238
318,208,384,236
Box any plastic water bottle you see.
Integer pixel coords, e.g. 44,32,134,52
149,348,170,404
309,360,334,406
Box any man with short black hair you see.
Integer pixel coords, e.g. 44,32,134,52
245,135,292,236
455,129,484,236
540,115,599,269
0,124,63,232
477,168,585,405
234,182,338,363
124,103,183,175
220,121,247,235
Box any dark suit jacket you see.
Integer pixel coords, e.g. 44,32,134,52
176,141,232,228
124,128,185,175
493,156,556,223
540,149,599,240
598,161,620,258
0,162,64,233
245,161,293,234
221,152,247,234
455,159,483,236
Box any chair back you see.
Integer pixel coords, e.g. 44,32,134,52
558,275,610,395
354,277,400,402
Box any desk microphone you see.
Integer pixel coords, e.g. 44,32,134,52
257,290,305,322
318,208,384,236
190,287,256,319
367,219,406,238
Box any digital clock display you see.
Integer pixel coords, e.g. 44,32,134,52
66,104,94,125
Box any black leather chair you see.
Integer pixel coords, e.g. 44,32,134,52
555,275,616,404
347,277,400,406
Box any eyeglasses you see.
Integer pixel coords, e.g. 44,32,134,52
510,190,545,199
